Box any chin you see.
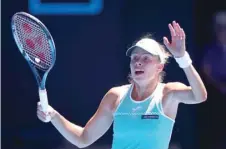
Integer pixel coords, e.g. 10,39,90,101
132,75,154,85
132,77,149,85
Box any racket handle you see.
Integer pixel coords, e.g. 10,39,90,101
39,89,49,112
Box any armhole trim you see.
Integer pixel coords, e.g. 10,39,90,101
113,84,132,116
156,83,175,122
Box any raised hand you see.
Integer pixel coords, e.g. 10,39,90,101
163,21,186,58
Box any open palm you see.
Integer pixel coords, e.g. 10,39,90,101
163,21,186,58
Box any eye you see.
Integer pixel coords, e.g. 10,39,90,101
144,56,149,61
142,55,150,62
131,55,139,61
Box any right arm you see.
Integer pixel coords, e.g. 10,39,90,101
37,88,120,148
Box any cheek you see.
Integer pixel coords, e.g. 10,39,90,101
130,63,133,70
130,65,135,74
144,65,157,74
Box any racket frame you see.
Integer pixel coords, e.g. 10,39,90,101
11,12,56,90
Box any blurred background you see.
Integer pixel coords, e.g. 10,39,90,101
1,0,226,149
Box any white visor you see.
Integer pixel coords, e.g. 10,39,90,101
126,38,165,64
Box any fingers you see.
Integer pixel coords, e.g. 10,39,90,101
37,113,51,123
37,102,52,122
172,21,180,38
168,23,176,40
180,28,185,39
175,22,183,37
163,37,170,48
37,107,48,118
37,109,51,122
37,110,46,120
168,21,185,40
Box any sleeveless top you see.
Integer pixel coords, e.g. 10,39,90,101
111,83,175,149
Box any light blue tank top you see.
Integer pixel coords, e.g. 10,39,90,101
112,83,175,149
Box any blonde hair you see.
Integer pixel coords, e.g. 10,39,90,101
128,33,172,83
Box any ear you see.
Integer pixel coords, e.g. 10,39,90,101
157,64,164,73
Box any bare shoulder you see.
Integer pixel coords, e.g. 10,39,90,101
162,82,192,105
163,82,191,95
100,84,131,112
107,84,130,98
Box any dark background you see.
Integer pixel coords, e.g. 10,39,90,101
2,0,226,149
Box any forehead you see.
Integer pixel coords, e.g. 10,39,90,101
131,47,151,55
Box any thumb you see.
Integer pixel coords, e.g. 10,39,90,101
37,102,43,110
163,37,170,49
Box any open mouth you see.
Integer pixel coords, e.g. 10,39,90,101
135,70,144,75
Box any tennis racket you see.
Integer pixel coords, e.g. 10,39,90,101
11,12,56,117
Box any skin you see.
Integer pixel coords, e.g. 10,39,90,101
37,21,207,148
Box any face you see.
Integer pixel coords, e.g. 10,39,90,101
129,47,163,84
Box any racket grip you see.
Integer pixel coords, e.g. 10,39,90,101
39,89,49,112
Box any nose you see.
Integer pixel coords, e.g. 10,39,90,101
135,61,142,67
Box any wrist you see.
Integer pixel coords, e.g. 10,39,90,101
50,109,58,122
174,51,192,68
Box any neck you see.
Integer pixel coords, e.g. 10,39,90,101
132,78,159,101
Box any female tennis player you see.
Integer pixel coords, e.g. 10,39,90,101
37,21,207,149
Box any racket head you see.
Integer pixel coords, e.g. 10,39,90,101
11,12,56,72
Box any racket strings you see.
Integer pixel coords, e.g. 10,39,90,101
14,15,53,71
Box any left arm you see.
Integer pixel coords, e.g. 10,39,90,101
169,65,207,104
182,65,207,102
163,21,207,104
